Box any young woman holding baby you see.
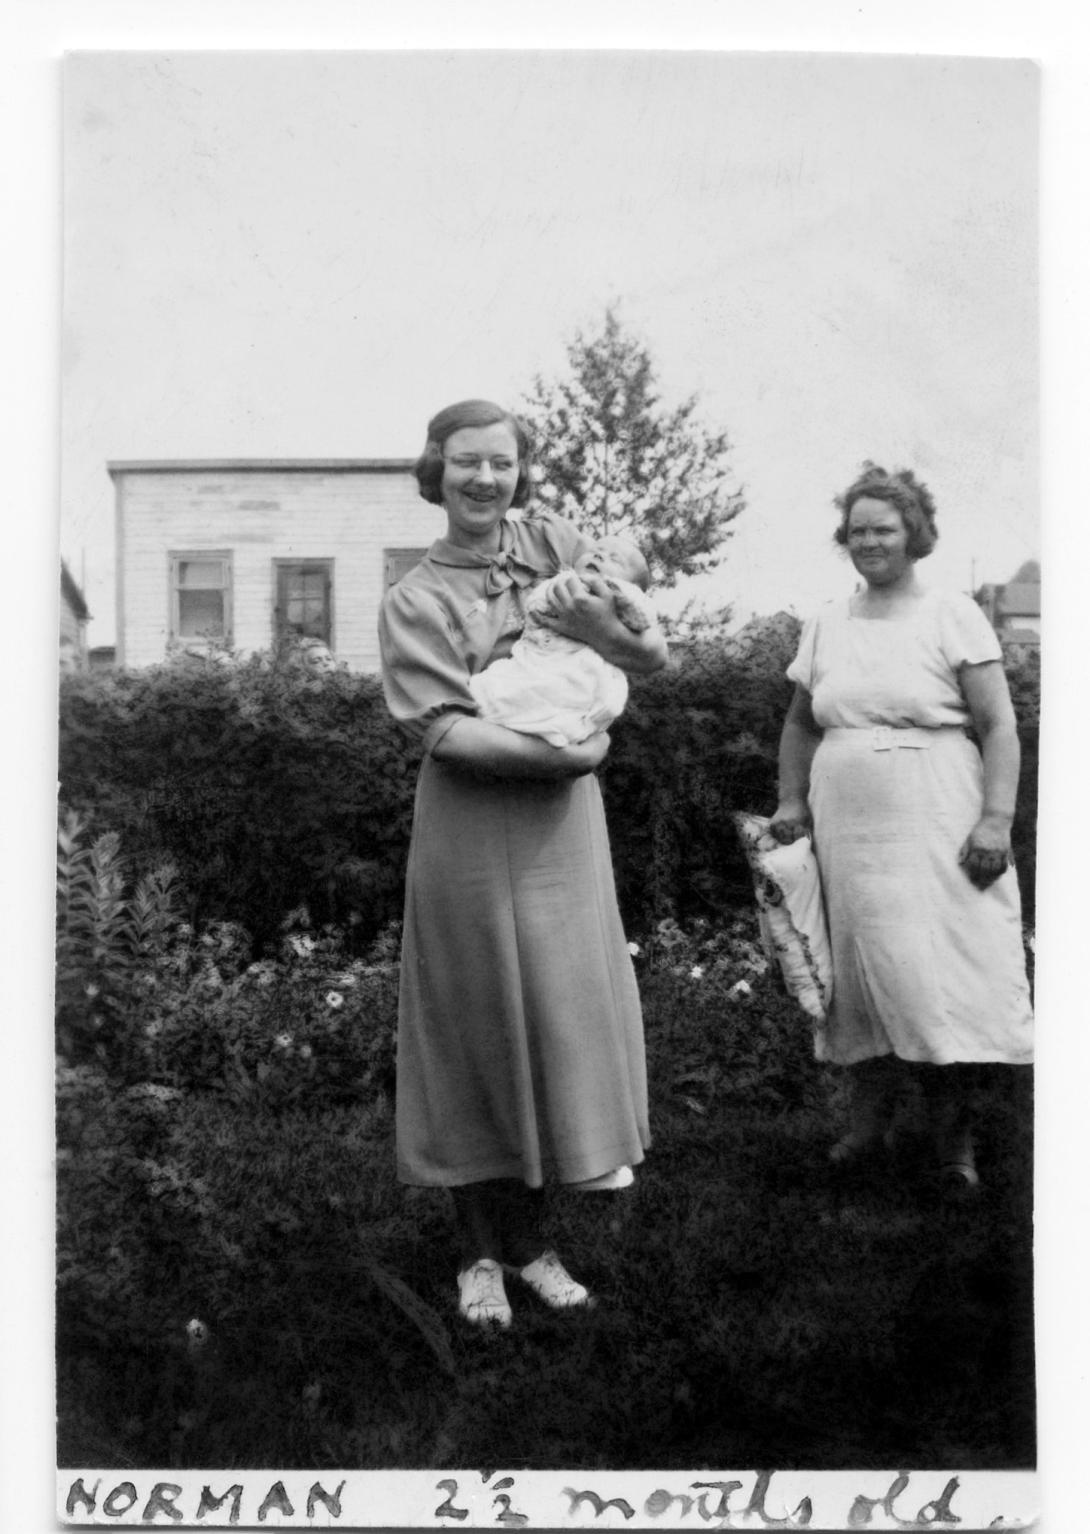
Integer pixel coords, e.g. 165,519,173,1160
378,398,667,1329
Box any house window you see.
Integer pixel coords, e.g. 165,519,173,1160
384,548,429,587
170,553,232,644
275,560,334,646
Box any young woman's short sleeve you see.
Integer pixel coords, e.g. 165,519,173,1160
523,510,597,570
378,582,479,753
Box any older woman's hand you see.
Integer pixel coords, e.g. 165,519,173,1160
958,813,1012,889
769,797,812,845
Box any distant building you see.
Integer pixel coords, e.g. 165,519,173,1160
976,559,1040,646
109,459,439,670
60,560,91,671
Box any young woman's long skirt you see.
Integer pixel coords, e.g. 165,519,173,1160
395,755,650,1187
810,726,1034,1066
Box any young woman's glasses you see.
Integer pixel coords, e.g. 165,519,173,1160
445,455,518,474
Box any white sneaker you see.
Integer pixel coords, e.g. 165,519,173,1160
515,1251,595,1309
457,1259,512,1329
572,1165,635,1192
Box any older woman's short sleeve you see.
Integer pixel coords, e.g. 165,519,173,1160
378,582,478,754
938,593,1003,670
786,614,820,693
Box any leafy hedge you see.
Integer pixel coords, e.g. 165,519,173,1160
57,629,1040,947
58,658,416,949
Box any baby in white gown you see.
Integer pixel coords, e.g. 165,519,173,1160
469,536,653,748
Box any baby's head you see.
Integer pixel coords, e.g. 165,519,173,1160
575,536,650,591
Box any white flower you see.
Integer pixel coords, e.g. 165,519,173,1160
690,965,705,980
290,935,316,959
85,982,100,999
325,990,344,1009
627,941,641,957
185,1318,209,1350
274,1032,293,1051
299,1043,313,1060
729,979,752,997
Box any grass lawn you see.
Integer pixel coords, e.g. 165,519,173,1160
56,961,1034,1473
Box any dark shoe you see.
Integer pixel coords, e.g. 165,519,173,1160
936,1159,981,1194
828,1130,888,1169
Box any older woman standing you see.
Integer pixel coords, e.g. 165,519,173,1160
379,399,667,1328
771,464,1033,1187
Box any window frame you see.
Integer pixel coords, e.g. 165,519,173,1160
273,557,335,649
168,550,234,647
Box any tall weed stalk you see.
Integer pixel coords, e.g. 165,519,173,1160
56,808,180,1068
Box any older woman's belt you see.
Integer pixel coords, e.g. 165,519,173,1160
822,725,966,751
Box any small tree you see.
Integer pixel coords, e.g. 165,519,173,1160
522,308,745,587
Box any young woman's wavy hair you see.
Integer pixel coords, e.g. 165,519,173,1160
833,462,939,560
414,399,535,508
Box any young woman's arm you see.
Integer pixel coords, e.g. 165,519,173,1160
431,716,610,780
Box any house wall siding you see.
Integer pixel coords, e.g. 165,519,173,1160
60,598,84,650
115,466,440,670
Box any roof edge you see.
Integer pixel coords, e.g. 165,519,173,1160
60,559,91,620
107,458,416,476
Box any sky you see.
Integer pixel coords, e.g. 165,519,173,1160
6,5,1090,1525
61,49,1039,644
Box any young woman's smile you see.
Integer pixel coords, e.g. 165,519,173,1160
441,423,521,552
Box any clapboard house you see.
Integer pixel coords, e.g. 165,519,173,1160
975,559,1041,647
60,560,91,671
109,459,441,670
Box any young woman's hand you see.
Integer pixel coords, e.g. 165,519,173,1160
769,798,812,844
554,732,611,776
535,573,616,645
537,573,668,674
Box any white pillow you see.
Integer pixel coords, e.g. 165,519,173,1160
733,812,833,1037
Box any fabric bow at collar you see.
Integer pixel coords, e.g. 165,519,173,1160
483,549,539,596
428,528,540,594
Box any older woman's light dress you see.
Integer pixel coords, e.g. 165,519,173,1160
379,512,649,1187
788,590,1034,1067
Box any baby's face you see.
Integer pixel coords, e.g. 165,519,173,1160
575,540,645,586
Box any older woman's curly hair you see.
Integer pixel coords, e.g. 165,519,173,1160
833,462,939,560
414,399,535,508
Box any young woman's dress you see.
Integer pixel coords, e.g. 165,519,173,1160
379,512,649,1187
787,590,1034,1067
